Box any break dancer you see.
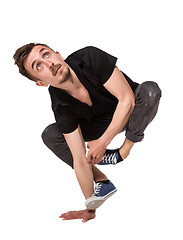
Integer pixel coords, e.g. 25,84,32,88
14,43,161,222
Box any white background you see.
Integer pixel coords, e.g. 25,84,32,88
1,0,183,239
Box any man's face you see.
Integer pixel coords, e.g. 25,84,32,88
24,45,70,87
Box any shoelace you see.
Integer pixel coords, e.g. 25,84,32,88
101,152,118,164
94,183,103,195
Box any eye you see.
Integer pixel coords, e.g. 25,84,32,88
44,52,50,58
37,63,42,71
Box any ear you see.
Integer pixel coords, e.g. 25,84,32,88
56,51,64,60
36,81,48,87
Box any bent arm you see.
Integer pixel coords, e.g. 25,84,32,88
87,67,135,163
101,66,135,145
63,126,94,199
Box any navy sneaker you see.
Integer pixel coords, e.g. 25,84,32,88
85,180,117,210
98,149,123,165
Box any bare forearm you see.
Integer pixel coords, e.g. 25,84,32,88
74,159,94,199
101,101,134,145
63,128,94,200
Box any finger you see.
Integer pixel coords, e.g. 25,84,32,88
93,156,99,164
87,142,90,148
59,212,73,220
60,215,73,220
87,153,92,163
82,218,88,223
59,214,69,220
96,159,100,164
91,156,95,164
96,157,101,164
59,213,66,218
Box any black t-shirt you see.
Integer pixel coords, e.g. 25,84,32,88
49,46,139,141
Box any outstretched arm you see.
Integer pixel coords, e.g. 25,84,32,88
63,126,94,199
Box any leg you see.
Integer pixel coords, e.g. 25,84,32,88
92,165,108,182
41,123,74,168
120,81,161,158
42,125,116,210
119,138,134,159
41,123,108,182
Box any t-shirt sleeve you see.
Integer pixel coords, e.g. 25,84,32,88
83,46,118,85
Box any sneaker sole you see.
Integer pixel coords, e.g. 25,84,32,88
85,188,117,210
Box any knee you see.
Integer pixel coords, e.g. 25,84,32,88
41,123,61,146
140,81,162,106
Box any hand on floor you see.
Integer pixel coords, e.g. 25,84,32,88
59,209,96,223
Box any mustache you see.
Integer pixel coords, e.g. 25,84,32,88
52,64,61,76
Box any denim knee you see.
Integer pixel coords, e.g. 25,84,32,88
41,123,61,146
138,81,162,107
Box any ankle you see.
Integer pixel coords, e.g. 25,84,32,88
124,138,134,148
96,180,110,184
119,138,134,159
119,147,130,160
92,165,108,183
94,177,108,183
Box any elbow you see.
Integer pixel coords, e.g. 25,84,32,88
130,98,135,112
128,100,135,116
122,95,135,113
130,93,135,108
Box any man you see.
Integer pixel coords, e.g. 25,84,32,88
13,43,161,222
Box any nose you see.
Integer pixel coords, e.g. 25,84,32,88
49,63,54,70
42,58,54,69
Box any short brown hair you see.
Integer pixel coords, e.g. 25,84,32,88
13,42,51,82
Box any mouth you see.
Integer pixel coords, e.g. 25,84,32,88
52,64,62,76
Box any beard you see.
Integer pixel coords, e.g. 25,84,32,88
59,66,71,84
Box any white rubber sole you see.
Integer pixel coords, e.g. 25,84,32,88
85,189,117,210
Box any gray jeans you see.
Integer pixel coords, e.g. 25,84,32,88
42,81,161,168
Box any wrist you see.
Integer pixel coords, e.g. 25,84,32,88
87,209,96,213
100,131,114,147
